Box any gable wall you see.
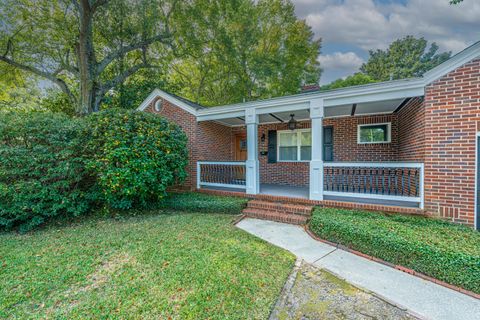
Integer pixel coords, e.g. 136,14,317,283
144,97,198,189
145,98,234,189
424,58,480,226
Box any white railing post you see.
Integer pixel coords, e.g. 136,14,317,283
420,163,425,209
196,161,201,190
309,98,324,201
245,108,260,195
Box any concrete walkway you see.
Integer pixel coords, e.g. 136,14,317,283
237,218,480,320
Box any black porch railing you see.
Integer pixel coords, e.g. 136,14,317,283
197,161,246,188
323,163,422,198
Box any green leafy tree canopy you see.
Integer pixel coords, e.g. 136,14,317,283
167,0,321,106
360,36,451,81
321,73,375,91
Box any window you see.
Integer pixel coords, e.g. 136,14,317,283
278,129,311,161
154,99,163,112
358,123,391,144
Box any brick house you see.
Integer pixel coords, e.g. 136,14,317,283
139,41,480,229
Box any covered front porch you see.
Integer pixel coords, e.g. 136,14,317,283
195,87,425,209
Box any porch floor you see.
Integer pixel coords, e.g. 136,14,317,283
201,183,419,208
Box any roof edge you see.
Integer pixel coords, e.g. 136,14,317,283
423,40,480,84
137,88,199,115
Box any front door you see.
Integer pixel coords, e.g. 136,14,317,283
235,134,247,161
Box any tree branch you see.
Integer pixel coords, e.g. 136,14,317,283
0,55,76,104
99,62,153,95
96,33,172,74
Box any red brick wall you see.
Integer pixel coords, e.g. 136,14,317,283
323,114,398,162
424,59,480,226
145,97,198,189
197,121,234,161
397,98,426,162
145,97,235,189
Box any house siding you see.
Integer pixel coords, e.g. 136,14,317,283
423,58,480,226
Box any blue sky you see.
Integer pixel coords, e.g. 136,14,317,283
291,0,480,84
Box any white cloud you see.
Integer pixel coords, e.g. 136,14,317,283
295,0,480,53
318,52,364,71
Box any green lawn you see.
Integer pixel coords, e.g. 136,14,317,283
0,212,295,319
309,207,480,294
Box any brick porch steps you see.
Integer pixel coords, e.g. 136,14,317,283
242,200,313,225
247,200,313,216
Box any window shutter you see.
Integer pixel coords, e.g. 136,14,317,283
323,126,334,162
268,130,277,163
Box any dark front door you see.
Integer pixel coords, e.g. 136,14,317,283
323,126,333,162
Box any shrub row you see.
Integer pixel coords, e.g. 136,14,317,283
160,192,248,214
0,110,188,231
309,208,480,294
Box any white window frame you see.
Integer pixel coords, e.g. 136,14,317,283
357,122,391,144
277,129,312,162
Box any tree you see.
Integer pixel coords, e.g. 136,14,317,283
360,36,451,81
167,0,321,106
0,0,180,115
0,64,41,111
450,0,463,4
321,73,375,90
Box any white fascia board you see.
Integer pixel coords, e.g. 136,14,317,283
423,40,480,85
324,86,424,107
197,110,245,122
196,78,425,121
255,101,310,115
137,88,198,115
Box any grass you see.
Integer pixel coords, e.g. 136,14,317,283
0,212,295,319
309,207,480,294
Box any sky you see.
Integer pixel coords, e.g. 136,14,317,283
290,0,480,84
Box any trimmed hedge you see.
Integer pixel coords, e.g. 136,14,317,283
160,192,248,214
309,208,480,294
0,112,95,232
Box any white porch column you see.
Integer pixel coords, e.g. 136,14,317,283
245,108,260,194
309,98,324,200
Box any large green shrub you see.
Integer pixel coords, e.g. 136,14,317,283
160,192,248,214
85,109,188,209
0,112,94,232
309,208,480,294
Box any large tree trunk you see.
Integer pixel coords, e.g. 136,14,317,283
77,1,97,115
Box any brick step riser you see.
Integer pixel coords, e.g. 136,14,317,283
242,208,309,225
246,204,311,216
246,201,313,216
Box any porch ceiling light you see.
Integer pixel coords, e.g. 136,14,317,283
288,114,297,130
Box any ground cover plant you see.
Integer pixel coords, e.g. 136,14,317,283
0,212,295,319
309,208,480,294
160,192,248,214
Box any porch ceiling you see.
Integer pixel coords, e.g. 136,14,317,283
214,98,407,127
